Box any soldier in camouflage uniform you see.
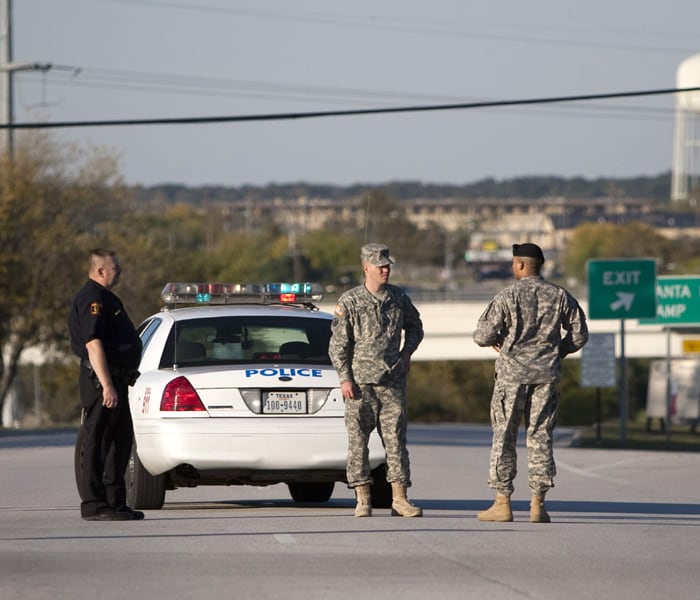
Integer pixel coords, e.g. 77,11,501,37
473,243,588,523
329,243,424,518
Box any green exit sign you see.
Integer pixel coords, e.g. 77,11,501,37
587,258,657,320
640,275,700,324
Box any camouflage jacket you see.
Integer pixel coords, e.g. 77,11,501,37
474,276,589,384
329,283,424,385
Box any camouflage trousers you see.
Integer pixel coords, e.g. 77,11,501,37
344,383,411,488
487,380,558,496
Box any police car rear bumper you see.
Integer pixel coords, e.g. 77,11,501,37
133,417,386,476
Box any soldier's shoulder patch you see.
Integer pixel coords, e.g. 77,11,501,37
90,302,103,316
334,304,345,317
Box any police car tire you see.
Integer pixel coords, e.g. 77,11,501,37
74,425,87,500
287,481,335,503
370,464,392,509
125,444,167,510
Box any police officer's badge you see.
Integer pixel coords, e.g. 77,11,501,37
90,302,103,316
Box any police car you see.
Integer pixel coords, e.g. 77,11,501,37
123,282,390,510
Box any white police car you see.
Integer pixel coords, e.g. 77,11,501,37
124,282,390,510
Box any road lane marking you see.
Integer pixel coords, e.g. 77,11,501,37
273,534,296,544
557,460,630,483
558,455,660,483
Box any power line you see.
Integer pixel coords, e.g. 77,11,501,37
16,69,677,121
3,85,698,130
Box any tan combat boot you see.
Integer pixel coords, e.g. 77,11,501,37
354,484,372,518
530,495,551,523
477,493,513,522
391,482,423,517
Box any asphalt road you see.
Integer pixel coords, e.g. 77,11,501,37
1,424,699,600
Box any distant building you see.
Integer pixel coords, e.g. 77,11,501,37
166,192,700,280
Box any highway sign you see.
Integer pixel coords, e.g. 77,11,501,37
581,333,616,388
587,258,657,319
682,339,700,353
639,275,700,325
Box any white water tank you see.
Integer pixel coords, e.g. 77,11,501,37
671,53,700,201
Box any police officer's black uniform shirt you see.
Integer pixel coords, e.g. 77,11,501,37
68,279,142,369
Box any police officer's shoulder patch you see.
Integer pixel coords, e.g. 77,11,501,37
90,302,103,316
334,304,345,317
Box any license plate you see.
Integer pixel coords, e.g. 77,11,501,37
262,391,307,414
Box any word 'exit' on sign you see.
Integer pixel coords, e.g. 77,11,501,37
587,258,657,320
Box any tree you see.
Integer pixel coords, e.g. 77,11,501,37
563,222,671,283
194,227,291,282
0,133,126,425
299,230,361,285
361,190,420,260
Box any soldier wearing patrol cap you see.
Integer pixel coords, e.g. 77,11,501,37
329,243,424,517
473,242,588,523
68,249,143,521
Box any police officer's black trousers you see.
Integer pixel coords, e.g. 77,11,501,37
78,368,134,518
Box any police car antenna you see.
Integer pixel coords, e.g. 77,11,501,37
363,193,371,244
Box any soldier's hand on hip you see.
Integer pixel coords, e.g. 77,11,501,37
341,380,356,400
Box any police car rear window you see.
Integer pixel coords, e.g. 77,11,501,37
158,316,332,368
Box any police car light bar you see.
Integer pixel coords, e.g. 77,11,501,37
160,282,324,306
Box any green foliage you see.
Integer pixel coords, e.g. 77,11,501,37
360,191,418,258
0,134,128,409
195,230,291,281
15,361,81,426
558,360,619,425
299,230,360,283
563,222,671,282
406,361,494,423
407,359,652,426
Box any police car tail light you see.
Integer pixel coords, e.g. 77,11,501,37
160,282,323,306
240,389,262,413
161,376,207,412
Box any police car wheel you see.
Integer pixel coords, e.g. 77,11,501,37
287,481,335,503
74,424,87,500
125,444,167,510
370,464,392,509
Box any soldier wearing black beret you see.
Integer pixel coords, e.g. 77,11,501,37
473,242,588,523
512,242,545,263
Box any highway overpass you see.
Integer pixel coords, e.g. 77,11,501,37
320,301,698,362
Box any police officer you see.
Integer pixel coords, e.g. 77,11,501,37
68,249,144,521
329,243,424,518
474,243,588,523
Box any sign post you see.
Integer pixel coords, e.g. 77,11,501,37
587,259,657,445
581,333,617,443
639,275,700,439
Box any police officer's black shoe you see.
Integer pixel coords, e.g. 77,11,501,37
83,508,132,521
115,505,145,520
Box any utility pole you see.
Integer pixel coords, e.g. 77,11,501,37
0,0,51,155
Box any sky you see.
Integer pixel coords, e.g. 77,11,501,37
12,0,700,188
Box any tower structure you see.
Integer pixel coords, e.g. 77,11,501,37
672,53,700,202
